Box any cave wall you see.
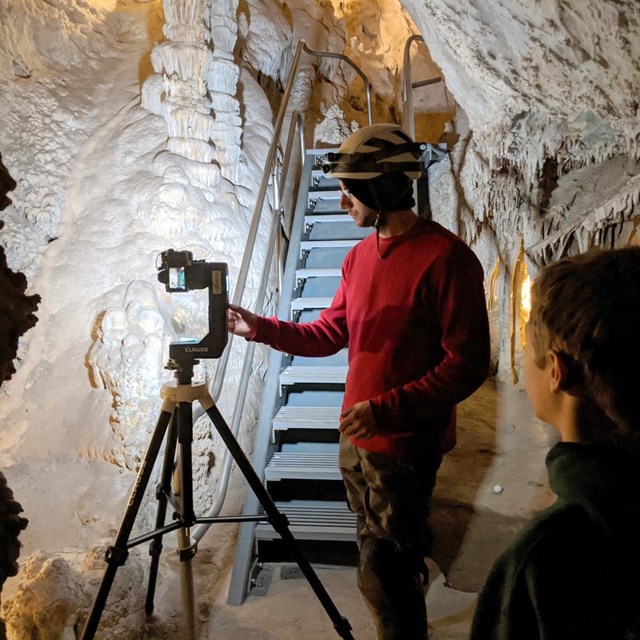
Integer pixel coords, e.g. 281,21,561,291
405,0,640,380
0,153,31,640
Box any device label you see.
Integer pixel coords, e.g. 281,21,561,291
212,271,222,295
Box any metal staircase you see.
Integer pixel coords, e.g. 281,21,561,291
227,149,371,604
224,34,449,607
227,148,447,607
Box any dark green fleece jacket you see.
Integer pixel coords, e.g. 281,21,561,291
470,442,640,640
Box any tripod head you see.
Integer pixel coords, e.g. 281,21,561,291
157,249,229,376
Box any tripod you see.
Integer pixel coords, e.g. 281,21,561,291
81,357,354,640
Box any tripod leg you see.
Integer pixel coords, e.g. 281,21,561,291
173,401,197,640
201,400,355,640
176,401,196,525
81,407,174,640
145,410,180,615
177,527,197,640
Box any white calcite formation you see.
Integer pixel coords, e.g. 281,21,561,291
2,548,152,640
87,280,166,470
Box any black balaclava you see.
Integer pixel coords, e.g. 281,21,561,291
342,172,415,213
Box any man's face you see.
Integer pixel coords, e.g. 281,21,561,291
338,182,378,228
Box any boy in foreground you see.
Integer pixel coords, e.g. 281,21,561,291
471,246,640,639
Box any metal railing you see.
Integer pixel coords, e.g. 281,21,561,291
401,34,442,140
190,39,372,542
302,42,373,125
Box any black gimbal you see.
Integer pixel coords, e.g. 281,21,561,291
157,249,228,365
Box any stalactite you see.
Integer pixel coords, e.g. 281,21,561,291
509,239,525,385
206,0,242,183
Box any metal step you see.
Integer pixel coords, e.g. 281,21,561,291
265,450,341,481
296,267,342,280
272,406,341,434
300,238,360,255
279,365,347,391
307,198,343,214
309,192,341,209
306,222,370,241
255,501,357,542
290,296,332,312
304,245,352,265
309,188,341,200
305,212,351,222
285,389,344,406
292,276,340,315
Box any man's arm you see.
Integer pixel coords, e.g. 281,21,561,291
228,277,350,358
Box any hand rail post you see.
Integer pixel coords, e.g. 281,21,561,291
198,40,375,531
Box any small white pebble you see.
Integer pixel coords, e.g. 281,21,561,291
493,484,503,494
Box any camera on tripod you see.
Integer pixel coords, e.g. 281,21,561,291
157,249,229,362
82,250,354,640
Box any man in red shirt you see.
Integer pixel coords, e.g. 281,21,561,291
228,124,490,639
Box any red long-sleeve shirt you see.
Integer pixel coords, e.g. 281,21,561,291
252,218,490,458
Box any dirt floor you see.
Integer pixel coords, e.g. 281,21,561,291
203,559,475,639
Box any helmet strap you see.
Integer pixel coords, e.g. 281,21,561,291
375,212,386,260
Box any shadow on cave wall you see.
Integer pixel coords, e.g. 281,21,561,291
0,152,41,383
0,151,34,639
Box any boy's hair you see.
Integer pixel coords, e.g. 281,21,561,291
528,246,640,448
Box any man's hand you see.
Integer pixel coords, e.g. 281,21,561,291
227,304,258,339
339,401,380,439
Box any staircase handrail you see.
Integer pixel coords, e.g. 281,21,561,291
302,42,373,125
401,34,442,140
191,40,372,538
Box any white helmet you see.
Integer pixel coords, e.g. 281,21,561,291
323,124,426,180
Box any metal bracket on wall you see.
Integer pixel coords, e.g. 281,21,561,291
248,559,274,597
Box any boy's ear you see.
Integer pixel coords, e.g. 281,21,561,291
547,350,568,393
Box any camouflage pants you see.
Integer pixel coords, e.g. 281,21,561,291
339,435,442,640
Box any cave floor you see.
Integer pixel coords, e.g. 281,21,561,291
203,559,474,640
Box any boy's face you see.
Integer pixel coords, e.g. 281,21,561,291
523,322,556,428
